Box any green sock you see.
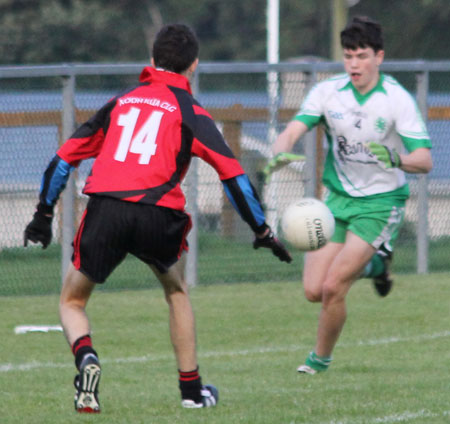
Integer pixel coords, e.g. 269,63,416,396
361,254,385,278
305,351,332,372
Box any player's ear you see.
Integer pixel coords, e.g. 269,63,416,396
375,50,384,67
188,58,199,74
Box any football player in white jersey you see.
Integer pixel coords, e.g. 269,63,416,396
269,16,432,374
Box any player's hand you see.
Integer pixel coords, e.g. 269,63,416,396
262,152,305,183
367,142,402,169
253,229,292,263
24,206,53,249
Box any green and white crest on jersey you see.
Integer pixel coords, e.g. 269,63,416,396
375,117,386,133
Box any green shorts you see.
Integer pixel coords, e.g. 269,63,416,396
325,190,406,250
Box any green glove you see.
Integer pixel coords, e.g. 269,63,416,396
367,142,402,169
262,152,305,183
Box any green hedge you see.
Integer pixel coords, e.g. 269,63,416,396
1,232,449,297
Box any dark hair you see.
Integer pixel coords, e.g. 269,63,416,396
340,16,383,53
152,24,199,74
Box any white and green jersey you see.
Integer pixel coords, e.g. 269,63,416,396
295,73,432,199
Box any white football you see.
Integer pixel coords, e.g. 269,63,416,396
281,198,335,251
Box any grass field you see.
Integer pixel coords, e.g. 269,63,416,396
1,275,449,423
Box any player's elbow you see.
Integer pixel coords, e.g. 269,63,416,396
406,148,433,174
418,152,433,174
423,155,433,173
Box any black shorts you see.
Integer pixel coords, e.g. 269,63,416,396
72,196,191,283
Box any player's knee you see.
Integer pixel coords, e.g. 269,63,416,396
303,286,322,303
162,279,188,303
302,275,323,302
153,262,188,301
59,287,88,311
59,292,87,311
321,282,345,305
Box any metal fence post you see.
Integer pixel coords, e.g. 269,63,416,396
185,158,199,287
303,69,318,197
61,73,76,283
264,63,280,234
415,70,430,274
185,70,200,287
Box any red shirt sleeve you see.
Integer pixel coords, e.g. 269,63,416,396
57,128,105,167
57,98,116,167
191,106,244,179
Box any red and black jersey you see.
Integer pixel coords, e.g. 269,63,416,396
40,67,268,233
57,67,244,211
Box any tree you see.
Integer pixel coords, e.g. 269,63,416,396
350,0,450,59
0,0,448,66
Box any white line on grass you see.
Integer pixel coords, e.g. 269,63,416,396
1,330,449,373
315,408,450,424
352,331,450,346
373,409,439,423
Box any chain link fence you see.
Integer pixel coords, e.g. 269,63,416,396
1,61,449,296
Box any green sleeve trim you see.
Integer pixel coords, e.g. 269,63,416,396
294,114,321,130
400,135,432,153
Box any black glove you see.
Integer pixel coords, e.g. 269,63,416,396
24,204,53,249
253,229,292,263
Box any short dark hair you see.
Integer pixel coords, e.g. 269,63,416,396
152,24,199,74
340,16,383,53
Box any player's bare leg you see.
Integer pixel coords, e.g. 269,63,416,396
302,241,345,302
316,234,375,355
151,255,198,371
59,263,101,413
298,233,375,374
59,263,95,344
151,255,218,408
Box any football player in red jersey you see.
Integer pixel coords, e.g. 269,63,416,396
24,24,291,413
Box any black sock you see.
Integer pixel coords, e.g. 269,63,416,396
179,367,202,402
72,335,98,370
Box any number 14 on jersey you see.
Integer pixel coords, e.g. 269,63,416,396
114,107,164,165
